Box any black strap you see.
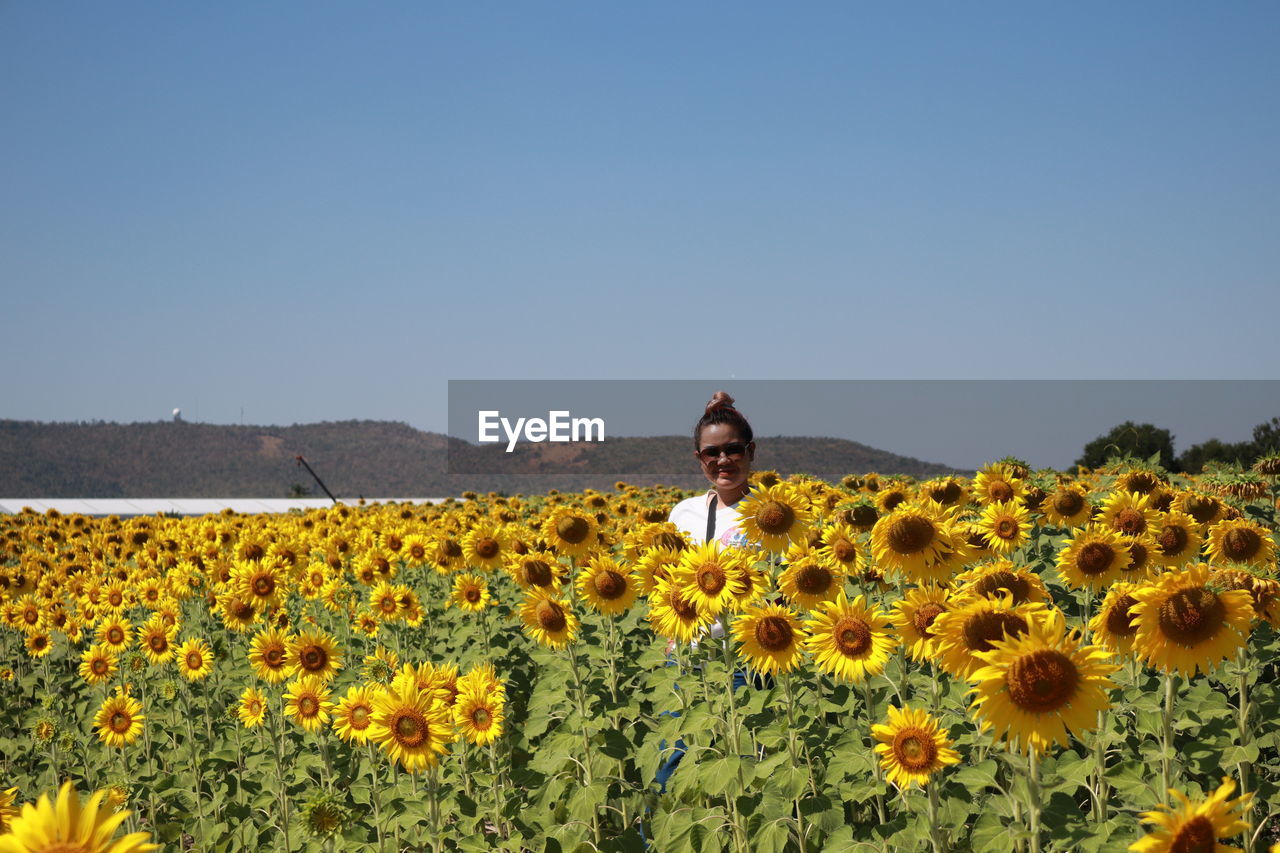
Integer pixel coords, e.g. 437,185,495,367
706,495,718,544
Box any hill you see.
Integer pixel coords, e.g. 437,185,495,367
0,420,966,498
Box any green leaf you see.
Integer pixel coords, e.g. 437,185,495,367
566,782,607,825
953,758,1000,792
968,811,1013,853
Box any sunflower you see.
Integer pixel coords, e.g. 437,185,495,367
1204,518,1277,570
519,589,578,649
1149,511,1203,569
366,581,403,621
361,646,400,684
80,643,119,687
674,542,747,616
871,705,960,789
1130,563,1253,677
0,786,16,833
540,507,599,560
870,502,963,583
890,583,953,662
462,523,509,571
455,689,505,746
332,685,377,744
24,632,53,659
804,592,895,683
1089,583,1142,655
632,547,682,595
956,560,1049,606
230,559,286,612
1213,568,1280,627
1097,491,1161,539
777,544,847,611
570,555,635,615
506,553,565,593
215,591,260,633
175,638,213,682
931,594,1049,680
97,617,132,653
816,522,865,575
732,602,806,675
0,780,157,853
648,577,714,644
975,500,1033,556
968,608,1118,754
447,574,491,613
457,662,504,698
284,675,334,734
1173,490,1226,528
238,686,268,729
94,688,146,748
972,463,1026,506
737,484,814,554
1129,777,1252,853
1040,485,1092,528
1056,526,1132,591
1120,535,1161,581
368,680,453,773
288,630,343,683
248,627,293,684
137,617,176,666
919,476,970,510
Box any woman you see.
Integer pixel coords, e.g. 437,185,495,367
668,391,755,548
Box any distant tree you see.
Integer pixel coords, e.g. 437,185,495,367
1076,421,1178,472
1253,417,1280,456
1176,438,1255,474
288,483,311,498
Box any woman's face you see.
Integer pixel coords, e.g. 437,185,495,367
696,423,753,496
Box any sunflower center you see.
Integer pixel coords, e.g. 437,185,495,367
242,543,265,561
149,635,167,652
409,544,427,560
265,647,284,666
972,571,1031,604
754,615,794,652
654,532,685,552
107,627,124,645
464,587,481,603
1113,508,1146,536
1169,815,1216,853
593,570,627,600
1007,649,1078,713
1157,587,1225,646
886,516,936,554
832,616,872,656
913,603,946,638
92,658,109,674
696,564,726,595
756,501,796,535
1222,527,1262,562
989,481,1014,503
536,599,567,632
669,590,698,620
474,537,500,559
993,518,1018,540
186,652,204,670
892,730,937,770
521,559,554,587
379,596,398,613
254,576,274,595
393,711,427,747
931,482,962,505
882,491,907,512
832,540,858,563
299,697,319,716
1158,525,1189,555
1077,542,1116,576
850,505,879,529
231,599,255,621
350,706,370,727
556,516,591,544
1184,497,1217,524
472,708,492,727
1052,492,1084,517
300,647,327,671
1126,542,1150,572
962,611,1029,653
1105,595,1139,637
110,712,130,732
795,563,833,596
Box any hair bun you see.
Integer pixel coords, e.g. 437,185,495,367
705,391,736,415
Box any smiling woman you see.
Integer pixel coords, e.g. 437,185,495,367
667,391,756,549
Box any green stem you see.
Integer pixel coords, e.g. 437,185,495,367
1092,708,1108,823
428,765,443,853
1236,645,1253,853
1027,750,1042,853
782,674,809,852
860,679,887,824
366,746,386,853
567,643,601,844
926,780,944,853
181,688,210,844
269,699,292,853
1161,672,1177,796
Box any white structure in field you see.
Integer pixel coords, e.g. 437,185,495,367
0,498,453,517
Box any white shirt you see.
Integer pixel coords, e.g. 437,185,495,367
668,491,752,549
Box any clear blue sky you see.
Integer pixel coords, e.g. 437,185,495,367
4,4,1278,467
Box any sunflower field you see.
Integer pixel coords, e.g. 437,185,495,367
2,459,1280,853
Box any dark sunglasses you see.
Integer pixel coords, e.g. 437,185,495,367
698,442,750,463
